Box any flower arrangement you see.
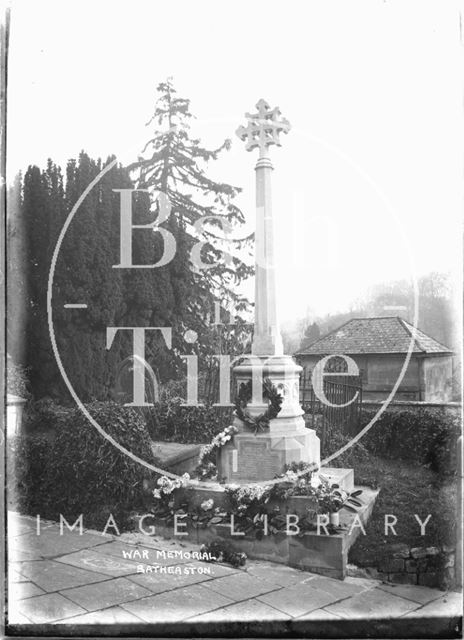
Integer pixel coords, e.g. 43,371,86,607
225,483,271,515
194,425,238,480
198,425,238,462
270,461,320,501
150,449,362,539
200,540,247,568
152,472,191,502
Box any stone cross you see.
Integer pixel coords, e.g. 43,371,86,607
236,100,290,356
236,99,291,158
217,102,320,483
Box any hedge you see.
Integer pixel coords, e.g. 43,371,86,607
359,408,461,475
147,396,234,444
8,401,156,528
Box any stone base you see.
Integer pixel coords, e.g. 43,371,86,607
319,467,355,493
218,354,320,483
149,483,379,580
217,428,320,483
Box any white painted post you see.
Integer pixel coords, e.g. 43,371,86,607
6,394,27,438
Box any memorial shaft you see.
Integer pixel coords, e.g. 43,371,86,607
253,154,283,356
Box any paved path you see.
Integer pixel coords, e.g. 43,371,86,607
6,512,462,630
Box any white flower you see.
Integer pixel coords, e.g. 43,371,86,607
153,489,161,499
310,474,322,489
181,473,190,487
200,498,214,511
285,471,298,483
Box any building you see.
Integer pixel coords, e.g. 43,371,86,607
294,316,454,402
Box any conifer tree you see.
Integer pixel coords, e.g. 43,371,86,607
125,79,253,380
15,81,254,402
52,153,130,400
22,161,66,397
6,172,27,364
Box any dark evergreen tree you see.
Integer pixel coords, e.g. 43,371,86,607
125,79,253,381
22,161,66,397
6,172,27,364
14,81,254,403
52,153,130,401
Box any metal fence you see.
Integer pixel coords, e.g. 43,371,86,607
300,370,363,443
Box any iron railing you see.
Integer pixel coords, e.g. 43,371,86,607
300,370,363,447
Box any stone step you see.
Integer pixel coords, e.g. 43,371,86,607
151,441,203,476
319,467,354,493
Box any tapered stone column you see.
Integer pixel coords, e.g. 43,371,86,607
253,151,283,356
217,100,320,483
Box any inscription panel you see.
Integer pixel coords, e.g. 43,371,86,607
227,439,282,481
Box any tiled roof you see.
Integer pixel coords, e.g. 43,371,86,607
295,317,452,356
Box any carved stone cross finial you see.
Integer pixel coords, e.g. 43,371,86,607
236,99,291,158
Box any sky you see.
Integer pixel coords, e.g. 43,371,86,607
6,0,463,322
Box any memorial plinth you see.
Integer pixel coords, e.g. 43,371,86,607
218,100,320,483
218,355,320,482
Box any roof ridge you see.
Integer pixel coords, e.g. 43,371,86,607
342,315,405,321
397,317,424,353
402,318,453,353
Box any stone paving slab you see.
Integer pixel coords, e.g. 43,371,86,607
257,582,339,617
62,576,152,612
115,532,178,549
378,582,447,605
54,549,142,577
8,547,43,562
8,581,45,600
7,610,32,625
12,592,87,624
17,560,110,592
94,540,193,565
7,515,41,537
57,606,144,625
297,608,343,620
188,597,290,622
202,572,280,601
186,561,239,578
9,527,109,559
323,587,419,619
401,591,463,618
120,583,234,623
6,512,462,628
304,574,371,599
8,567,29,583
128,562,237,594
245,561,311,587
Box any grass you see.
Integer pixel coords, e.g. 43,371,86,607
348,455,457,567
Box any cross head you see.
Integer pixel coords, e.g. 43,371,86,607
236,99,291,156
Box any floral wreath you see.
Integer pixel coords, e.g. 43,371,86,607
234,378,283,434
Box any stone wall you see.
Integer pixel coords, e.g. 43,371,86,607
423,356,454,402
361,400,461,419
350,543,457,590
363,355,421,400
